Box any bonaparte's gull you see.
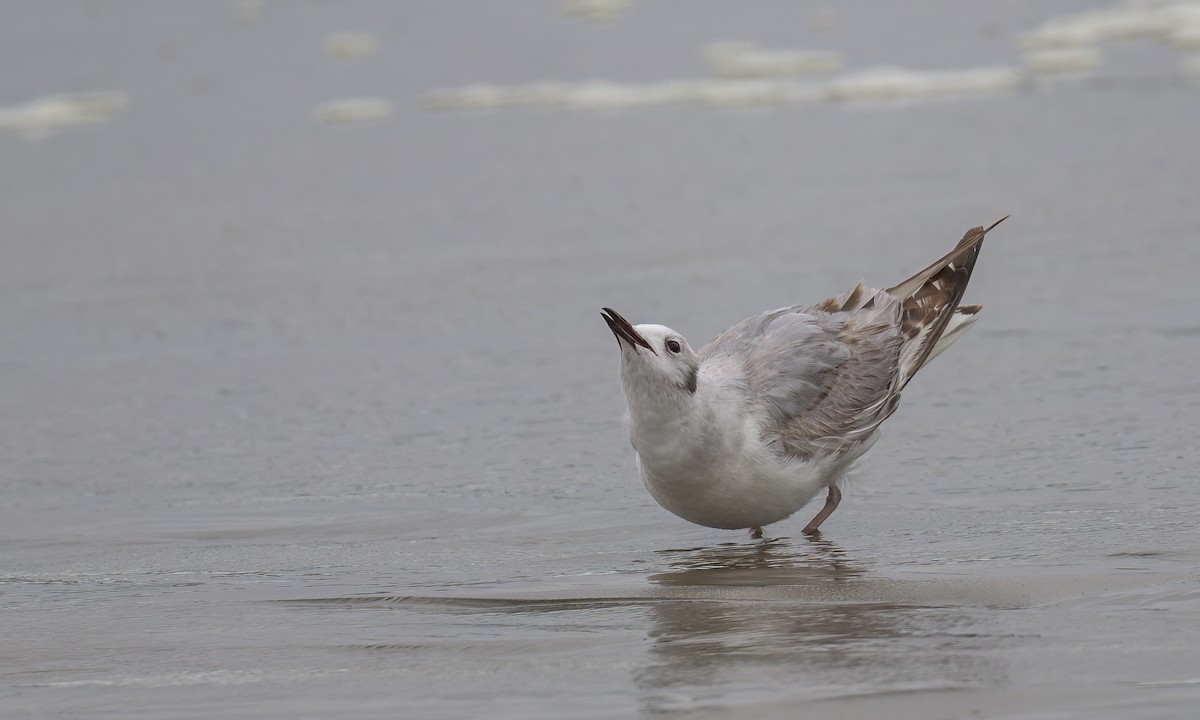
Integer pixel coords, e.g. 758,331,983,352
603,218,1005,538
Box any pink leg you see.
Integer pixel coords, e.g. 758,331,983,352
802,486,842,535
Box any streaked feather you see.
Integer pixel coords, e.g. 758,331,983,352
699,219,1004,461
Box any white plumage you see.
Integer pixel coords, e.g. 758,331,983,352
602,219,1005,536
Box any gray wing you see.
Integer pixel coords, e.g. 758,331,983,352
698,218,1004,459
699,284,906,459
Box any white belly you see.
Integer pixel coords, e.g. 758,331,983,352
637,447,840,530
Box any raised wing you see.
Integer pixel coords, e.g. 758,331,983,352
886,218,1003,389
699,219,1004,459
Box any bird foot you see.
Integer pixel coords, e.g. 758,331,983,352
802,485,842,535
749,526,763,539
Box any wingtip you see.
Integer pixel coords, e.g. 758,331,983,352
984,215,1009,233
955,215,1009,250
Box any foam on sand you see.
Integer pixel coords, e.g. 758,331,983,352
1022,47,1104,76
703,42,845,79
426,79,823,110
0,91,128,139
427,2,1200,115
427,81,698,111
323,32,377,60
1167,7,1200,48
822,66,1020,102
1020,1,1200,50
809,8,836,32
427,64,1023,112
313,97,393,124
562,0,633,23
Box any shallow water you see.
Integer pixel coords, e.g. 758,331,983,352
3,1,1200,718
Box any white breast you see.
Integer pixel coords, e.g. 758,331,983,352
633,416,838,529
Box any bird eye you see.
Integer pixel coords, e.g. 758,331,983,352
666,339,681,354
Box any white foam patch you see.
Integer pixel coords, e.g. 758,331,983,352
562,0,633,23
692,80,823,107
427,65,1024,112
1021,4,1171,49
559,80,684,110
428,83,558,111
1172,25,1200,48
426,2,1200,115
703,42,844,79
1020,1,1200,50
809,8,836,32
323,32,377,59
1022,47,1104,75
313,97,393,124
1161,3,1200,47
822,66,1021,103
0,91,128,139
1169,23,1200,48
427,79,824,111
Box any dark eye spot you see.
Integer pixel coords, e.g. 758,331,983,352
666,339,681,354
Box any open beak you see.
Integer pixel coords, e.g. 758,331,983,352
601,307,655,354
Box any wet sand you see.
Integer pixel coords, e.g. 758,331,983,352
3,2,1200,718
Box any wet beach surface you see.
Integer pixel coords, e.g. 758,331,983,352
3,2,1200,717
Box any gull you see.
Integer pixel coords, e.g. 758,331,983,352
602,219,1005,538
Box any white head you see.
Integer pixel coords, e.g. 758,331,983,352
601,307,700,400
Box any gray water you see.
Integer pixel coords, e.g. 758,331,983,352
4,1,1200,717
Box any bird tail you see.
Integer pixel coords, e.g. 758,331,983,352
888,217,1006,389
924,304,981,364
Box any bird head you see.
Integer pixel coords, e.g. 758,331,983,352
601,307,699,397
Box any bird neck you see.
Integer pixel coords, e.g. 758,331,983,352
622,374,710,472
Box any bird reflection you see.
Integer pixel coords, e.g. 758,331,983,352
649,535,861,587
636,536,1001,710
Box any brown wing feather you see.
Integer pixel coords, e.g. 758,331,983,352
889,216,1006,389
758,218,1006,458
